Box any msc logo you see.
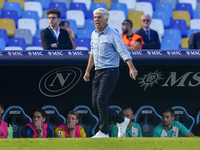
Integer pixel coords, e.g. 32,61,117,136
39,67,82,97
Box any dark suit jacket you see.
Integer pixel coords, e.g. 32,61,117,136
188,32,200,49
41,27,72,50
135,27,160,49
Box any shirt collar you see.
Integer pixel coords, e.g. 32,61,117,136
50,25,60,33
95,24,109,34
143,27,150,32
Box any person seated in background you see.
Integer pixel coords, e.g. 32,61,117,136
135,14,160,49
0,101,13,138
54,110,86,138
152,107,194,137
188,32,200,49
121,19,143,50
111,107,143,137
59,21,77,50
20,108,55,138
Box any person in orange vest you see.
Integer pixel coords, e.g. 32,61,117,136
121,19,143,50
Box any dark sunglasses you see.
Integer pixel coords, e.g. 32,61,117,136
122,22,128,26
143,19,150,22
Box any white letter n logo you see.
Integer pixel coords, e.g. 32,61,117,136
49,73,72,86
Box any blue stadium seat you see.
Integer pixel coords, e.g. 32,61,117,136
74,38,91,50
153,10,171,28
35,29,43,38
1,10,19,27
163,29,182,46
84,19,95,31
4,2,22,17
170,19,187,37
86,10,93,19
161,38,180,50
8,38,26,50
32,38,42,47
49,2,67,19
33,0,50,10
193,11,200,19
41,105,66,129
172,106,195,131
90,2,107,11
60,19,78,37
77,28,93,39
155,2,173,18
159,0,177,10
138,0,156,10
175,3,193,19
14,29,33,46
187,29,200,38
0,38,5,50
134,105,162,137
69,2,87,18
2,106,32,138
73,105,99,137
110,2,128,19
22,11,39,27
0,29,8,46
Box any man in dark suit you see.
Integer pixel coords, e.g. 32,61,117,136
41,9,72,50
135,14,160,49
188,32,200,49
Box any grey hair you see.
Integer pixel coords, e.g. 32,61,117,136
141,14,152,20
93,8,109,21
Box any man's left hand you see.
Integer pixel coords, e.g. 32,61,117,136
129,68,138,80
51,43,57,48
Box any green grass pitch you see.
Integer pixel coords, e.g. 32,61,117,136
1,138,200,150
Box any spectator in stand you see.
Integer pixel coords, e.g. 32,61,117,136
188,32,200,49
121,19,143,50
136,14,160,49
59,21,77,50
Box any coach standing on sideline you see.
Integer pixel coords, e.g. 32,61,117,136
83,8,138,138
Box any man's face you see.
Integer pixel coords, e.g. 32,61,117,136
48,13,60,28
94,13,108,32
0,107,4,119
61,22,70,30
122,109,134,123
122,21,130,35
67,114,79,125
162,112,175,126
32,111,46,128
141,15,151,28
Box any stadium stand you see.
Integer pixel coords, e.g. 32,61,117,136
0,19,16,37
118,0,136,10
69,2,87,18
8,37,26,50
187,29,200,38
173,10,191,28
7,0,25,10
128,10,144,30
1,10,19,27
49,2,67,18
175,3,193,19
90,2,108,11
39,18,49,29
67,10,85,28
33,0,50,10
0,38,6,50
72,0,92,11
26,46,43,50
18,18,37,37
74,38,91,50
0,0,4,10
135,2,153,17
24,2,43,19
4,2,22,17
93,0,111,10
5,46,23,50
110,2,128,19
190,19,200,29
32,38,42,47
0,29,9,46
181,37,189,49
77,28,93,39
14,29,32,46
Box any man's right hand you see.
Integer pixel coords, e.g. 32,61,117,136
83,72,90,82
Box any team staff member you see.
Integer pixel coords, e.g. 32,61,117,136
83,8,138,138
0,101,13,138
20,108,55,138
188,32,200,49
54,110,86,138
41,9,72,50
121,19,143,50
152,107,195,137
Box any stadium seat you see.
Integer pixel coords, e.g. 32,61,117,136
0,29,9,46
181,37,189,49
173,11,190,28
5,46,23,50
175,3,193,19
187,29,200,38
2,106,32,138
52,0,71,9
153,10,171,28
196,3,200,11
118,0,136,10
24,2,43,19
159,0,177,10
138,0,156,10
77,28,93,39
170,19,188,37
18,18,37,37
74,38,91,50
86,10,94,19
73,105,99,137
22,11,39,27
49,2,67,19
110,2,128,19
69,2,87,18
155,2,173,18
163,29,182,45
8,38,26,50
134,105,162,137
42,10,48,18
179,0,197,11
66,10,85,28
161,38,180,50
0,38,6,50
109,10,126,25
1,10,19,27
193,11,200,18
32,38,42,47
93,0,111,10
128,11,144,30
135,2,153,17
90,2,107,11
84,19,95,31
4,2,22,17
26,46,43,50
7,0,24,10
75,46,89,50
0,0,4,10
190,19,200,29
35,29,43,38
108,19,123,35
73,0,91,11
33,0,50,10
150,19,164,39
172,106,195,131
14,29,33,46
41,105,66,129
39,18,49,29
0,19,16,37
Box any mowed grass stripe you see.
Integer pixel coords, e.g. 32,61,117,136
0,138,199,150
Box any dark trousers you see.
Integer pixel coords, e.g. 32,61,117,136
92,68,124,134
